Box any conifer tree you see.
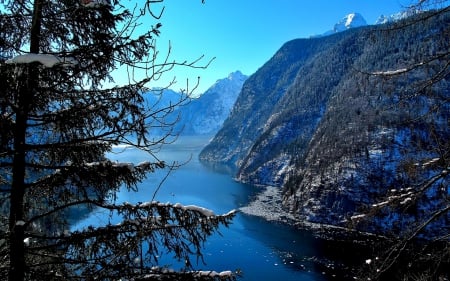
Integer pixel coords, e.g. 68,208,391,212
0,0,236,280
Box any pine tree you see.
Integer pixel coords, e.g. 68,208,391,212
0,0,236,280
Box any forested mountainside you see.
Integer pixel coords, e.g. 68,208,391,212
200,10,449,234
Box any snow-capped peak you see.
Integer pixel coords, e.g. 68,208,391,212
313,13,367,38
375,10,420,25
333,13,367,32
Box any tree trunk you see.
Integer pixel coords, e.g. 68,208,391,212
8,1,43,280
8,102,27,281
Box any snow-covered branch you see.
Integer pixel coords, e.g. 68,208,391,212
371,68,409,76
130,268,236,281
80,0,111,8
5,54,78,68
85,160,163,172
351,163,449,222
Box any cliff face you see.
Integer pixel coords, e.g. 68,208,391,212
177,71,247,136
146,71,247,137
200,11,450,234
199,34,349,168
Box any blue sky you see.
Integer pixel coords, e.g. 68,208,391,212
120,0,414,94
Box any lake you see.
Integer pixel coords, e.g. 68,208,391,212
73,136,363,281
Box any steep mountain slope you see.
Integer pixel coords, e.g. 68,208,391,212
146,71,246,136
200,33,351,167
200,10,450,233
176,71,247,135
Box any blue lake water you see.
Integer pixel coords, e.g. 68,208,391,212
73,136,358,281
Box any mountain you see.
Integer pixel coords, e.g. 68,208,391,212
316,13,367,37
375,10,420,24
145,71,247,137
176,71,247,135
332,12,367,32
200,10,450,235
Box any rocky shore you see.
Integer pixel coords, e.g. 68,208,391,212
239,185,297,224
239,185,384,242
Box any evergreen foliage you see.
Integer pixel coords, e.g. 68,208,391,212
0,0,236,280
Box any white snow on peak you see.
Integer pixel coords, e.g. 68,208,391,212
333,13,367,32
313,10,421,38
375,10,420,25
313,12,367,37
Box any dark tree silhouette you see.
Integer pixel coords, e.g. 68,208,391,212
0,0,236,280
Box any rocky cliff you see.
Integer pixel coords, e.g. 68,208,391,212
177,71,247,135
146,71,247,137
200,10,450,234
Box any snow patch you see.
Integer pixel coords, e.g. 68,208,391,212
372,68,408,76
85,160,154,171
81,0,110,8
23,237,31,246
350,214,366,220
136,201,235,218
423,157,440,167
6,54,78,68
111,162,134,170
193,270,233,278
174,203,215,217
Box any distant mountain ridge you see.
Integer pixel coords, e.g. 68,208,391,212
314,10,423,38
146,71,247,136
175,71,247,135
375,9,421,24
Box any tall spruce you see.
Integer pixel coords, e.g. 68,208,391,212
0,0,236,280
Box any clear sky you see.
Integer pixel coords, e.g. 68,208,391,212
121,0,416,94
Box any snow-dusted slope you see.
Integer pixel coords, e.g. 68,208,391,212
146,71,247,136
201,11,450,235
177,71,247,135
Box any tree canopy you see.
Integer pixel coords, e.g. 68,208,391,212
0,0,236,280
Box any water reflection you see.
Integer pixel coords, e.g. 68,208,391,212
72,136,365,281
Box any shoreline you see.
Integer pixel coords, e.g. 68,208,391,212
239,185,297,224
239,185,386,242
